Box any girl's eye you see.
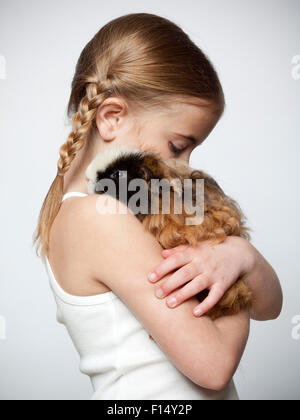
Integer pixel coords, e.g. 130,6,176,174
169,142,183,156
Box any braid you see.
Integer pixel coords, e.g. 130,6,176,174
58,82,111,176
34,80,112,256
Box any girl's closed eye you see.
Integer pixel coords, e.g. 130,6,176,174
169,142,186,156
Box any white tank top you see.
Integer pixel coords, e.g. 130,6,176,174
43,191,239,400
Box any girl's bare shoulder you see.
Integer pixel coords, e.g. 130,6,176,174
48,194,115,295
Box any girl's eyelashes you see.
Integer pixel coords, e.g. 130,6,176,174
169,142,184,156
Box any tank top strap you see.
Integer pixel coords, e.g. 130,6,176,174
62,192,89,202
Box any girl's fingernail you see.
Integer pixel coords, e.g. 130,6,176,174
155,288,164,298
194,308,202,317
148,272,157,282
167,297,177,308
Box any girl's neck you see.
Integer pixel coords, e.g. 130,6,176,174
63,133,103,195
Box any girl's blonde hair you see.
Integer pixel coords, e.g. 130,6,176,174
34,12,225,256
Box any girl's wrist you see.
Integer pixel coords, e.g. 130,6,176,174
228,236,256,277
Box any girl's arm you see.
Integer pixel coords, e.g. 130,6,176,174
238,241,283,321
148,237,283,321
75,195,250,391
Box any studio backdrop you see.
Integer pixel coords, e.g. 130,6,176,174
0,0,299,400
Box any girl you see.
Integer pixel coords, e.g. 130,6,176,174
35,13,282,400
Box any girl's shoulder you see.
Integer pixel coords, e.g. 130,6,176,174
48,194,114,296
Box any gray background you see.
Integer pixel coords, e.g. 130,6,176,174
0,0,299,400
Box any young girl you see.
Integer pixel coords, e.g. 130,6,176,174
35,13,282,400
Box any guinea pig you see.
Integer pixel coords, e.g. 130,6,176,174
85,145,252,321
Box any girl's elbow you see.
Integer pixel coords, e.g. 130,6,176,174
268,300,283,321
273,290,283,319
211,374,233,392
251,289,283,321
194,363,234,392
204,372,233,392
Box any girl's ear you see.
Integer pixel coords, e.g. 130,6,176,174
95,97,128,142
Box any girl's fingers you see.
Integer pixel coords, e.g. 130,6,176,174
162,245,188,258
148,251,191,283
193,283,225,317
154,263,199,299
163,274,209,308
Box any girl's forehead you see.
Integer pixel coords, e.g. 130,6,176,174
158,102,220,136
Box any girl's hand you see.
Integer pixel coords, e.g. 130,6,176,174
148,236,255,317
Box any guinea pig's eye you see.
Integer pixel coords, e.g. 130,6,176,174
111,170,126,179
